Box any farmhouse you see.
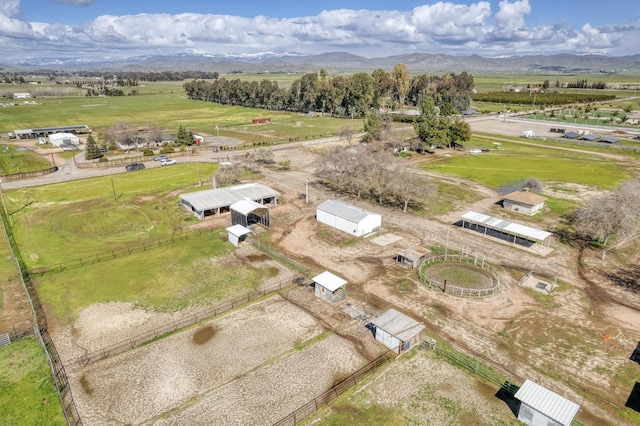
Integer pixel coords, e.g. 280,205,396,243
371,308,425,354
502,189,547,215
514,379,580,426
179,183,279,220
225,224,252,247
312,271,347,304
460,211,553,248
230,199,270,228
316,199,381,237
48,132,79,148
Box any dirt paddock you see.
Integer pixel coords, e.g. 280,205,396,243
67,291,377,425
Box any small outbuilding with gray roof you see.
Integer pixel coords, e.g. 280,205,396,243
179,183,279,220
371,308,425,354
502,189,547,215
514,379,580,426
601,135,620,144
316,199,381,237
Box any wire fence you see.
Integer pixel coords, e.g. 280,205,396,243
1,208,84,425
66,276,297,367
418,250,500,298
31,226,221,276
272,350,394,426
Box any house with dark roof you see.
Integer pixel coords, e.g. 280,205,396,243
502,189,547,215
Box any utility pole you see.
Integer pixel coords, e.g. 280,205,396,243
305,179,310,204
111,177,117,201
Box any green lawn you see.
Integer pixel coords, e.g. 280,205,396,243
0,146,53,175
35,230,274,323
0,339,66,426
6,163,219,267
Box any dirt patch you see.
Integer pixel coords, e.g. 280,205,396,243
192,325,217,345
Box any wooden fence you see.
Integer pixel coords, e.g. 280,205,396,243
1,166,58,181
1,209,83,425
66,276,296,367
273,350,394,426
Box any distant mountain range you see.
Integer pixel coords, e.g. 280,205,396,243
4,51,640,74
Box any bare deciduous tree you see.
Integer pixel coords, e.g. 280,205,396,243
522,178,543,193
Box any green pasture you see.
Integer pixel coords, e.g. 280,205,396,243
6,163,219,267
421,136,629,216
0,146,52,174
0,339,66,426
472,73,640,93
35,230,276,322
0,83,354,143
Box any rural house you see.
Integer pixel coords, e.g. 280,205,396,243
316,199,381,237
371,308,425,354
514,379,580,426
502,189,546,215
312,271,347,304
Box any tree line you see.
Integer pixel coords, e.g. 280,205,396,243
183,66,475,117
472,92,615,106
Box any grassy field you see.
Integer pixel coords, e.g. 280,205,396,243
35,230,273,323
0,339,66,426
0,146,53,174
7,163,219,267
472,73,640,93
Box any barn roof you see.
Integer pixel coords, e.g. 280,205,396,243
514,379,579,426
601,135,620,143
563,131,580,139
225,224,252,237
316,199,380,224
502,190,547,206
230,199,267,215
179,183,279,212
579,133,599,141
372,308,425,342
461,211,552,242
48,132,78,142
312,271,347,292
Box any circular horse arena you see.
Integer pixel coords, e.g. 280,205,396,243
418,254,500,298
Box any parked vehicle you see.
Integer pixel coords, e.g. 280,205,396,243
125,162,145,171
154,155,169,161
160,159,177,166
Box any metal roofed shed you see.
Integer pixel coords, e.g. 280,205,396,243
514,379,580,426
371,308,425,354
312,271,347,304
230,199,271,229
179,183,279,220
562,131,580,139
579,133,599,141
460,211,553,248
601,135,620,143
395,247,429,268
316,199,381,237
48,132,80,147
225,224,252,247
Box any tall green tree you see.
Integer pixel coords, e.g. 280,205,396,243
176,124,193,146
391,63,411,107
84,134,103,160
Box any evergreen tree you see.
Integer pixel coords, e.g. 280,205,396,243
176,124,194,146
84,135,103,160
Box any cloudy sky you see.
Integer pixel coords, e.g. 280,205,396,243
1,0,639,62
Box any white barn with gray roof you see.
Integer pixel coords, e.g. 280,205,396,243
179,183,279,220
316,199,381,237
371,308,425,354
514,379,580,426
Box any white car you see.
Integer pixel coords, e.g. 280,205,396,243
160,159,177,166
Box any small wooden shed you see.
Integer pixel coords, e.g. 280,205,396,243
514,379,580,426
371,308,425,354
502,189,546,215
312,271,347,304
395,247,429,268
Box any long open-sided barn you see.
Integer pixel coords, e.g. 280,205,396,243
179,183,279,220
316,199,381,237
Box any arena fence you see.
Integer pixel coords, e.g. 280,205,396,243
66,276,297,367
418,250,500,298
1,209,83,425
1,166,58,181
272,350,395,426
